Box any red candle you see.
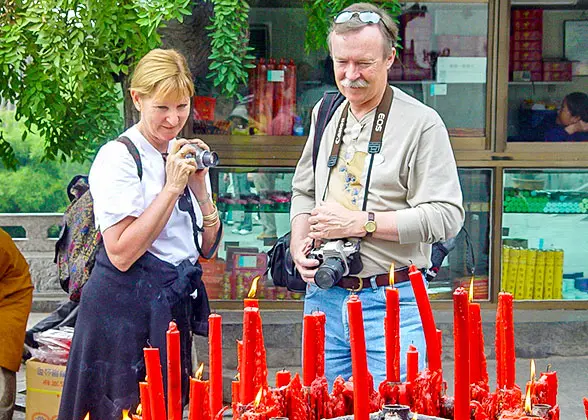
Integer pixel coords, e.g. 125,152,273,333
275,370,291,388
139,381,151,420
408,264,441,371
496,293,506,389
143,347,166,420
453,287,470,420
166,321,182,420
437,328,443,357
302,313,317,386
208,314,223,417
385,286,400,383
536,369,558,407
583,397,588,419
347,294,370,420
188,368,210,420
500,292,516,388
241,306,258,404
315,311,326,379
231,380,240,420
406,344,419,383
469,300,482,384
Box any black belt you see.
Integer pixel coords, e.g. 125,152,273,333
337,266,417,290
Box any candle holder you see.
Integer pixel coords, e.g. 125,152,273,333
531,403,551,418
381,404,411,420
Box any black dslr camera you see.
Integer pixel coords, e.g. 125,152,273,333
309,239,363,289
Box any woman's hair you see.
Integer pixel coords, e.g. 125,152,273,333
130,49,194,99
564,92,588,122
328,3,398,58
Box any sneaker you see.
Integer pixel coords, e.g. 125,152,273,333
232,227,252,235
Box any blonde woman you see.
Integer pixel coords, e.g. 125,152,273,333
59,49,222,419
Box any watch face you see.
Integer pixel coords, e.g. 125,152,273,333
365,221,377,233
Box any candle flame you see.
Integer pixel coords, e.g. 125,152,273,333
195,362,204,380
254,387,263,407
121,409,130,420
248,275,260,298
388,262,395,287
469,276,475,302
136,404,142,415
84,414,90,420
412,412,418,420
524,382,533,413
530,359,536,382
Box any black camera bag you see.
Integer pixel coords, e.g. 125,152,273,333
266,91,345,292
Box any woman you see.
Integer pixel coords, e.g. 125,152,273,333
58,49,221,419
545,91,588,142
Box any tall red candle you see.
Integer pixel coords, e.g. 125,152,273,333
275,369,291,388
408,264,441,371
453,287,470,420
500,292,516,388
469,301,482,384
241,306,258,404
208,314,223,416
385,286,400,383
315,311,326,379
188,371,210,420
496,293,506,389
406,344,419,383
302,313,317,386
166,322,182,420
143,347,166,420
347,295,370,420
139,381,151,420
583,397,588,419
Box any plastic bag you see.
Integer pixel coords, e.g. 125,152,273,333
30,327,73,365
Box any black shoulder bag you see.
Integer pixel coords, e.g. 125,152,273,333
267,91,344,292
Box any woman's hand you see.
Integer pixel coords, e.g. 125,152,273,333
565,120,588,135
186,138,212,183
164,139,197,195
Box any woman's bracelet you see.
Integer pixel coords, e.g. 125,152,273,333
196,193,212,206
203,216,220,228
202,206,218,221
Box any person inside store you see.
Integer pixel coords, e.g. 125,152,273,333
290,2,464,388
0,228,33,420
59,48,222,419
544,91,588,142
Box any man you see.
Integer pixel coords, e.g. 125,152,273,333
290,2,464,387
0,228,33,419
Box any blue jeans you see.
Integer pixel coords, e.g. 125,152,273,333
303,278,426,389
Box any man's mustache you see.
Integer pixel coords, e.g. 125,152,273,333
340,78,369,88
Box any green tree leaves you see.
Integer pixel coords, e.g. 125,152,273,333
0,0,191,169
206,0,255,99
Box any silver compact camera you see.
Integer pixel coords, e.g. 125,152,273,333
185,147,219,169
309,239,363,289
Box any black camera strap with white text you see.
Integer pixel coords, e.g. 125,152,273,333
321,85,394,212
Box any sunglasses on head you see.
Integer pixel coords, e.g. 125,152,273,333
333,10,391,34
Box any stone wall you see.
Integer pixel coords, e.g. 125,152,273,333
0,213,62,293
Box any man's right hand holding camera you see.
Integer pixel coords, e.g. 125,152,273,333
291,214,320,283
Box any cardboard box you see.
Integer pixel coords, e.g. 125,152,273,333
26,359,67,420
512,19,542,32
512,9,543,20
511,40,542,52
513,31,542,41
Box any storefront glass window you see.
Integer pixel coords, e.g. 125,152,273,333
502,169,588,300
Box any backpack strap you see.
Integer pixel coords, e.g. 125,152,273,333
312,91,345,172
117,136,143,180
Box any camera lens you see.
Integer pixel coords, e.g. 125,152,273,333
201,151,219,167
314,257,346,289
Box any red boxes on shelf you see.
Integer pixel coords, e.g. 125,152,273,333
510,9,543,81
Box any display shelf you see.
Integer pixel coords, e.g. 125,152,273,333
503,187,588,214
508,81,572,85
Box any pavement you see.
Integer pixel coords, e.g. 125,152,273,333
14,313,588,420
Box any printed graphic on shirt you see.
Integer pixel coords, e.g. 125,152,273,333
328,141,367,210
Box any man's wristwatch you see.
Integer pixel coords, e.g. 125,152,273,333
364,211,377,237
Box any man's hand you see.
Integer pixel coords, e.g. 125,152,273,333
291,236,319,284
308,201,364,240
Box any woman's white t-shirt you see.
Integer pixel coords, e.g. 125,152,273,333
89,125,210,265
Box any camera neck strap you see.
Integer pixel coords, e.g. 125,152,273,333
322,85,394,211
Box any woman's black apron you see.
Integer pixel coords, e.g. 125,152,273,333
58,245,210,420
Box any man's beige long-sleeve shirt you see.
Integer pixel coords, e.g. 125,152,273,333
290,86,465,277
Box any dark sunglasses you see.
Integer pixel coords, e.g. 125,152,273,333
333,11,392,34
